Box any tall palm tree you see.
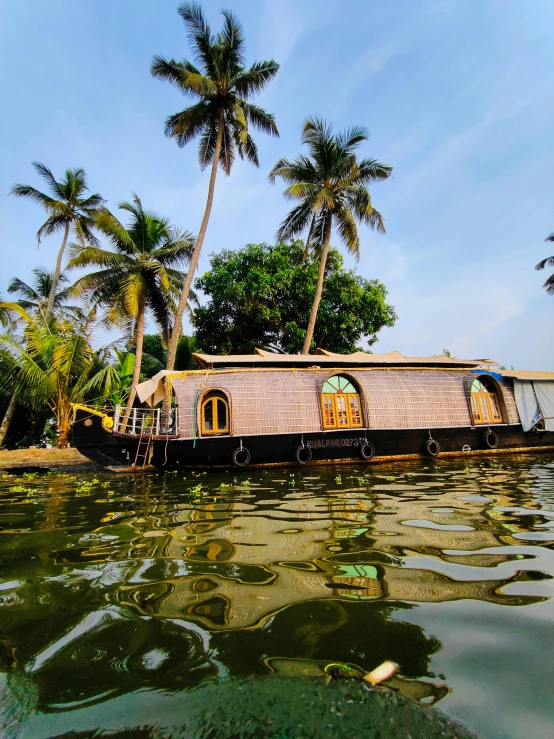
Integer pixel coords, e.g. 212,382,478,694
269,117,392,354
68,195,195,413
535,233,554,294
10,163,104,323
151,2,279,370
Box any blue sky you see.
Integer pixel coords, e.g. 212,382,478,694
0,0,553,369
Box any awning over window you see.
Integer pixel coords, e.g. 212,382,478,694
514,380,554,432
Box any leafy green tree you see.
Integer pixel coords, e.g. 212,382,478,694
10,163,104,323
535,233,554,294
142,334,166,367
194,241,396,354
175,335,200,370
0,305,118,448
151,2,279,371
68,195,195,413
269,117,391,354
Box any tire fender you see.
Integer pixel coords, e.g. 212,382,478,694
232,446,251,467
359,441,376,460
484,429,499,449
295,445,312,465
424,439,440,457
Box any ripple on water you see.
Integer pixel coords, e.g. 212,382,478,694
0,455,553,739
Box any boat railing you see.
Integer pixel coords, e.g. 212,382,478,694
113,405,178,437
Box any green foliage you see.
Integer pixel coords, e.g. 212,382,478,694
0,305,118,447
143,335,166,366
194,241,396,354
175,335,200,371
68,194,195,342
270,118,391,259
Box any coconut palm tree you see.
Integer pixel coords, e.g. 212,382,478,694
7,268,74,322
68,195,195,414
0,304,119,448
535,233,554,294
151,2,279,370
10,163,104,323
269,117,392,354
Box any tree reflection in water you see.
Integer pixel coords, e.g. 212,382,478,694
0,456,552,737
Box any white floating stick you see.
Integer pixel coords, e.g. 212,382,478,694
363,660,399,686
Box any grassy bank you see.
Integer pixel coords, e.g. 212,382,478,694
0,447,95,470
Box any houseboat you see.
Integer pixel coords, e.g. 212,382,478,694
72,349,554,469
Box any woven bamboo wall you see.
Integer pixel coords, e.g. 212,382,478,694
171,369,520,439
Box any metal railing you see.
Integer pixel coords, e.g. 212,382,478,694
113,406,177,436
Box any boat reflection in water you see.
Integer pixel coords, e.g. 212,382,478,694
0,458,552,738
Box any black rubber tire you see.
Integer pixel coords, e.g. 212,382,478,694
484,430,499,449
295,445,312,465
232,447,251,467
359,441,376,460
424,439,441,457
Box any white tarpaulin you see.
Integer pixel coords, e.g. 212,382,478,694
534,382,554,432
135,370,179,407
514,380,542,432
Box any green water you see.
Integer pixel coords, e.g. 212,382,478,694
0,454,553,738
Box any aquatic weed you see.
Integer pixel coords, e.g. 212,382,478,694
9,485,35,494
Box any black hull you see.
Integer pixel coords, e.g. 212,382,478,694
72,409,554,470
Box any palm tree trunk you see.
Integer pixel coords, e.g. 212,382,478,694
165,107,225,372
0,392,18,447
124,303,146,416
44,220,70,324
302,213,332,354
57,418,71,449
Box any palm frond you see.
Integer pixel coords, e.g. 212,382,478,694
240,101,279,137
535,256,554,270
177,2,215,75
219,9,245,68
151,56,217,97
31,162,66,199
233,61,280,97
164,101,212,146
276,201,313,242
9,183,58,210
335,206,360,258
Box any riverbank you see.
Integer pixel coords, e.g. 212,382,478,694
0,447,97,471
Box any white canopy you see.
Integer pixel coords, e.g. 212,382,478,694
135,370,179,407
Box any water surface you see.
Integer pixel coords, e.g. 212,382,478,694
0,454,553,738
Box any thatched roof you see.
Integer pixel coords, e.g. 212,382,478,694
192,349,494,370
497,369,554,381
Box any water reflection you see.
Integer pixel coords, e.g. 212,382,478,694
0,456,553,738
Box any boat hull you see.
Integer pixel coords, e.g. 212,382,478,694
72,409,554,469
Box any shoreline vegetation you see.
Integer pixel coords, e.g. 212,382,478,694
0,447,95,471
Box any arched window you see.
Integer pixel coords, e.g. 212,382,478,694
321,375,363,429
201,391,229,435
469,377,503,424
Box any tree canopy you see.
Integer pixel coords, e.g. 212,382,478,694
193,241,396,355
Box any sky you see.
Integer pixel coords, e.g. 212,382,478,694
0,0,553,369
